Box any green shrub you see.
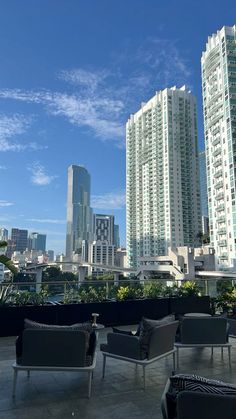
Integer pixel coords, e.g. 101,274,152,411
143,282,164,299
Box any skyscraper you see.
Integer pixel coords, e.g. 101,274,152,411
114,224,120,248
66,165,92,259
201,25,236,268
0,228,8,241
28,232,46,252
11,228,28,253
93,214,114,244
126,86,201,268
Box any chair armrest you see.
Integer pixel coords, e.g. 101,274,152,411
104,333,142,359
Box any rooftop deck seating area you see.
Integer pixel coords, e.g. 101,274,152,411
0,323,236,418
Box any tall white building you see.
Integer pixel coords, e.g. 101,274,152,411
126,86,201,268
201,25,236,268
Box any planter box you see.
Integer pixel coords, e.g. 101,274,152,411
115,298,170,326
0,296,211,337
169,296,211,317
0,305,58,337
57,301,119,326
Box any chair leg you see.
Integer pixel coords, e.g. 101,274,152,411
27,370,30,379
102,354,106,379
143,365,146,390
176,347,179,369
228,346,231,368
221,347,223,359
12,368,18,398
88,371,92,398
173,351,176,374
211,347,213,357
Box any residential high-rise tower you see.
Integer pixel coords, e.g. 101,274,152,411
66,165,92,259
201,25,236,268
93,214,114,244
126,86,201,268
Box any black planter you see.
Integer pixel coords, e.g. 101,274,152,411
57,301,119,326
169,296,211,317
115,298,170,326
0,304,59,337
0,295,212,337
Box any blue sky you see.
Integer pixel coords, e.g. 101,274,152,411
0,0,235,254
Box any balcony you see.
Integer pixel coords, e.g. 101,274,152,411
212,136,221,146
215,192,224,200
218,240,227,247
213,159,222,168
214,180,223,190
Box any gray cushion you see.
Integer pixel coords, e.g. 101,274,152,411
24,318,93,356
139,315,175,357
24,318,92,332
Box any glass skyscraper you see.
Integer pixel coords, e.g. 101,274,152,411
66,165,92,259
201,25,236,268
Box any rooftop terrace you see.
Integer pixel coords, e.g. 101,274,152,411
1,327,236,419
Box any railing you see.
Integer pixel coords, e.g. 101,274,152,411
1,276,236,301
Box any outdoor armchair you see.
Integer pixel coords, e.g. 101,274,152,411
13,326,97,398
100,320,179,389
174,317,231,368
161,376,236,419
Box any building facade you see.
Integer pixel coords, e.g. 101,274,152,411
114,224,120,248
11,228,28,253
93,214,114,244
201,25,236,268
0,228,8,241
66,165,93,259
199,150,209,217
28,232,46,252
126,86,201,268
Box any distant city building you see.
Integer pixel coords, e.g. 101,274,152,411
66,165,93,259
114,224,120,248
202,216,210,236
0,263,4,282
11,228,28,253
0,228,8,241
93,214,114,244
0,241,6,282
28,232,46,252
47,250,54,262
115,247,127,268
201,25,236,268
139,246,215,280
126,86,201,268
88,240,115,276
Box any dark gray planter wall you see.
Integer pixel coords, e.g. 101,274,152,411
0,296,211,337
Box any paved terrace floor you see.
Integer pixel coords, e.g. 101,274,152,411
1,327,236,419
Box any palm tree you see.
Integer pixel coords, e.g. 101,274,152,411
0,241,18,274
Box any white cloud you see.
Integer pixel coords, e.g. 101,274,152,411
91,191,126,210
27,218,66,224
0,200,14,207
28,162,57,186
58,69,109,92
0,113,46,152
0,37,191,148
